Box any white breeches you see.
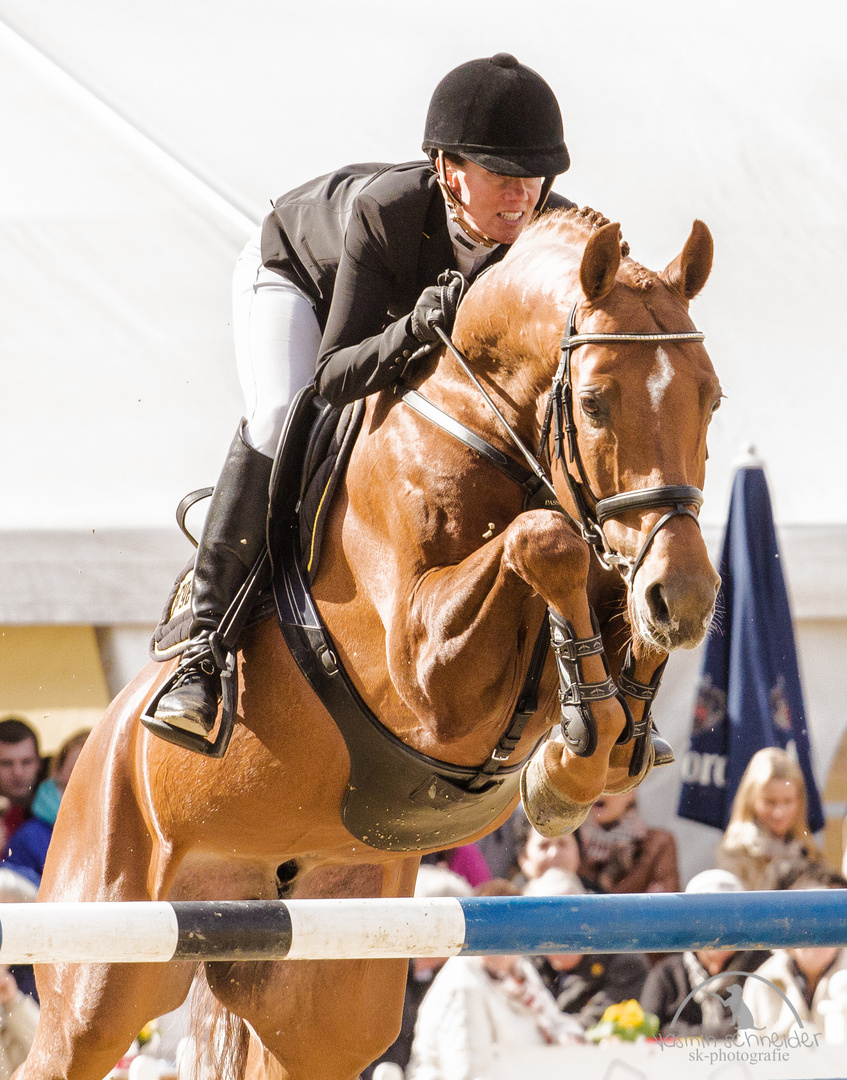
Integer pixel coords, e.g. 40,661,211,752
232,228,322,458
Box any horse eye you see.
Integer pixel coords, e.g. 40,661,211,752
580,394,604,419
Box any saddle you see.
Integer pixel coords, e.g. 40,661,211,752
147,387,546,850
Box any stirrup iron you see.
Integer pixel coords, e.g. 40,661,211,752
141,651,237,759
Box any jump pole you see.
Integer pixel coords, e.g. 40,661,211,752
0,891,844,965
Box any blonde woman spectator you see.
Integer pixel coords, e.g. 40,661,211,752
717,748,842,891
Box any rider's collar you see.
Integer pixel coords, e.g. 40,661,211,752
445,206,499,277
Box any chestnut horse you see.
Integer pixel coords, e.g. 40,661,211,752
19,208,721,1080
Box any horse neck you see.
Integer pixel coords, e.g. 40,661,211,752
444,284,570,449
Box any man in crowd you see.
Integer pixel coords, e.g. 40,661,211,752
0,719,42,850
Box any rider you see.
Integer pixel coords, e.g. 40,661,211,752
153,53,573,741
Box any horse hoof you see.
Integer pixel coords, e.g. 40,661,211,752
520,746,592,837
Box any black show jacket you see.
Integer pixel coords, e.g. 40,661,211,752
261,160,573,407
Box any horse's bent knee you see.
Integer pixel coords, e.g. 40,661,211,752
504,511,589,596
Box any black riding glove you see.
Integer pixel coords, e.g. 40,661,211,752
410,270,467,344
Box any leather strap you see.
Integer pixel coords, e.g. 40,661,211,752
402,389,543,496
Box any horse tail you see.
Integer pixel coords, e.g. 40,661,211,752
183,967,250,1080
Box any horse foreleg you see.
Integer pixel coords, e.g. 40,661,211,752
203,859,419,1080
582,565,673,794
505,512,629,835
603,644,671,794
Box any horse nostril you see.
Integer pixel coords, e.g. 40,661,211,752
646,581,669,624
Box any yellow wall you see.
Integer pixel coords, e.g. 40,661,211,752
0,626,111,754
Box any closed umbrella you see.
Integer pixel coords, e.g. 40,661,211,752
677,456,824,832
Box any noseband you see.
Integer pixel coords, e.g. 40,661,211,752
540,301,706,583
426,300,706,587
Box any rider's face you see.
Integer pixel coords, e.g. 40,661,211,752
445,159,544,245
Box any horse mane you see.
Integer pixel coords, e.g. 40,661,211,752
509,205,664,293
453,206,664,382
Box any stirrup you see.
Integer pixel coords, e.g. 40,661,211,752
548,608,618,757
141,651,237,758
616,644,672,777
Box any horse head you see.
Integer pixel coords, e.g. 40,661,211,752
453,207,722,655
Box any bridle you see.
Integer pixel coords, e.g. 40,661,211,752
541,301,706,583
427,299,707,587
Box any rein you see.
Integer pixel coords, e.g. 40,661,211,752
424,301,707,586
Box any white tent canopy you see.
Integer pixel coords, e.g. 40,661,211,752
3,0,846,532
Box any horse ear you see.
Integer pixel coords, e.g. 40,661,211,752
579,221,622,302
660,219,713,301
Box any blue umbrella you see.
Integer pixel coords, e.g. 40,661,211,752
677,459,824,832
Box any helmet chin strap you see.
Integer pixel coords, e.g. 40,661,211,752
435,152,554,251
435,151,499,249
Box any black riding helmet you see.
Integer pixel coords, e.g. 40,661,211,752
422,53,569,178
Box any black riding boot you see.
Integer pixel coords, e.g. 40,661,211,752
154,421,273,736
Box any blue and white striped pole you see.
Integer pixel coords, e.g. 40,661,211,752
0,891,844,965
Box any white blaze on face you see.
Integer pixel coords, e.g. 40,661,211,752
647,346,674,410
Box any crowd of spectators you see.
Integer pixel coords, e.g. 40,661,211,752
0,716,91,1078
365,746,847,1080
4,711,847,1080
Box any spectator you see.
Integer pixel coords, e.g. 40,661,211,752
0,963,39,1080
0,867,39,1003
576,792,680,895
4,729,90,884
716,747,841,891
513,824,593,892
406,878,581,1080
639,869,770,1035
419,844,492,890
476,805,527,881
0,719,43,850
743,941,847,1037
0,866,40,1075
525,868,649,1029
363,866,473,1080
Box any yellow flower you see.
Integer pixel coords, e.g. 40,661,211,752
618,1000,646,1029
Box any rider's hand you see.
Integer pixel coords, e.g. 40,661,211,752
410,271,467,343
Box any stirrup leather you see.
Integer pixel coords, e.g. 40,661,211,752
617,644,669,777
548,608,619,758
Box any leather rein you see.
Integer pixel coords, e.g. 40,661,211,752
410,301,707,587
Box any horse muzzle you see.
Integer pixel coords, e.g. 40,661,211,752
630,546,720,651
